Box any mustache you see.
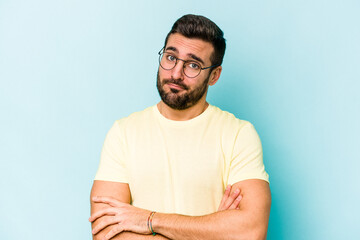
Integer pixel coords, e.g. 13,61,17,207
162,78,189,90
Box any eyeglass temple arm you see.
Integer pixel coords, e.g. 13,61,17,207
201,64,221,70
158,47,165,55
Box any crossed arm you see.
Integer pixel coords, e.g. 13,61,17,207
90,179,271,240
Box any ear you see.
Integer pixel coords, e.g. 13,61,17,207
208,66,222,86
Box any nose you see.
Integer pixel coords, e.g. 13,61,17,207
171,60,185,81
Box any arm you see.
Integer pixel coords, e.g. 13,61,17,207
90,180,170,240
91,179,270,240
153,179,271,240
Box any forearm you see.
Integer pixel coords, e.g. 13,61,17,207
152,210,268,240
91,216,170,240
90,180,270,240
93,230,170,240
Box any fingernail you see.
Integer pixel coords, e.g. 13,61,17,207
236,195,242,201
234,188,240,193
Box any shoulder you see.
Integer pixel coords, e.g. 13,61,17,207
104,106,156,140
113,105,155,128
209,105,254,132
208,105,261,148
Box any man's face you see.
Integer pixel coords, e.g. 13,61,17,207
157,33,215,110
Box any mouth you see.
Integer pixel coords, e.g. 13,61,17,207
167,83,186,91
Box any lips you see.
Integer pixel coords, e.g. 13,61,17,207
167,83,185,90
163,79,188,90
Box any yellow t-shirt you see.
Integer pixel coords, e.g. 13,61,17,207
95,104,269,216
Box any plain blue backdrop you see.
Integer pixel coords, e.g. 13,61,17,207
0,0,359,239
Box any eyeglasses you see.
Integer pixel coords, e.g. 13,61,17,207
158,48,220,78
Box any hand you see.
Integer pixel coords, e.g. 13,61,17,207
217,184,242,211
89,196,151,239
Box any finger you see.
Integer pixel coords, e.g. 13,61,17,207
92,196,123,207
224,184,231,197
223,188,241,209
104,224,123,240
218,185,231,211
92,216,121,235
89,207,118,222
228,195,242,210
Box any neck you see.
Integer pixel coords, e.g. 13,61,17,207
157,98,209,121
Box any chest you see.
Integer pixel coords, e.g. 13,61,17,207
126,127,225,190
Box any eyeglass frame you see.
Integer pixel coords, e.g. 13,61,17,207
158,48,220,78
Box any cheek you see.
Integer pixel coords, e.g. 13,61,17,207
159,67,171,78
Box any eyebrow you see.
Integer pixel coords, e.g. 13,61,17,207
165,46,205,65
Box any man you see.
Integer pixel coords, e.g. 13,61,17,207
90,14,271,240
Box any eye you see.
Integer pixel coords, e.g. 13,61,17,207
165,54,177,62
187,62,200,70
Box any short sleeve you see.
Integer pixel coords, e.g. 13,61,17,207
227,122,269,184
94,120,129,183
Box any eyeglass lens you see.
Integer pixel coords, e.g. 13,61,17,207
159,53,201,78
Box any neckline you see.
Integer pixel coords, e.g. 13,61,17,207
153,104,214,127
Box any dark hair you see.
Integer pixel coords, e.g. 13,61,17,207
164,14,226,67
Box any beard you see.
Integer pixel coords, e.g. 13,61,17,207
156,71,210,110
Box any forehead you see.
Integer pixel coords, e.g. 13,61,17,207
165,33,214,64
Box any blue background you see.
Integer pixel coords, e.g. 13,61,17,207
0,0,359,239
